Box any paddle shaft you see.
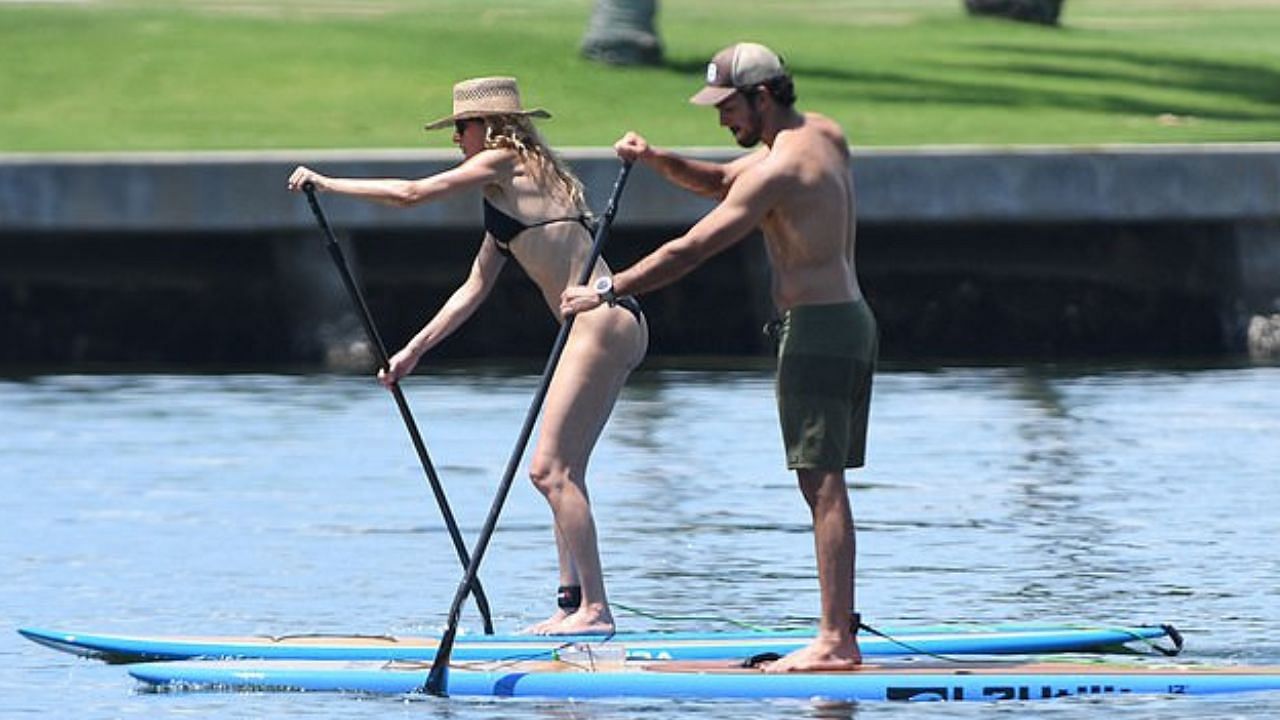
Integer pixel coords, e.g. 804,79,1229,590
301,183,494,635
424,161,633,696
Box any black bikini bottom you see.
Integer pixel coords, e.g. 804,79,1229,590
616,295,643,325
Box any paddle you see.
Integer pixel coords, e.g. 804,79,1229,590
301,182,494,635
424,161,634,696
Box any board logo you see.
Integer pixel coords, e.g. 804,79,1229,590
886,684,1140,702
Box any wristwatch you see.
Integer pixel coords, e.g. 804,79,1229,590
593,275,619,307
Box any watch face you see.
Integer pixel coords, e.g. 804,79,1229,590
594,276,613,293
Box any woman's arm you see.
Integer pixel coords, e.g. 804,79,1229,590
287,150,513,208
379,238,507,385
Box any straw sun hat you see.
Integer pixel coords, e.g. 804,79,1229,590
423,76,551,131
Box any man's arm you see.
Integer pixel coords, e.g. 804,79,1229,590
616,132,767,200
561,162,785,319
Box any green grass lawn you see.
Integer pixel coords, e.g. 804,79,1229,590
2,0,1278,151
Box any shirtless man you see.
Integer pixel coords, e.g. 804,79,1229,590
561,42,877,672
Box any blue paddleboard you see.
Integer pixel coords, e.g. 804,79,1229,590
127,657,1280,701
18,622,1179,663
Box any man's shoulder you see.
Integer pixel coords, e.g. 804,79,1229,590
799,113,849,150
765,117,847,173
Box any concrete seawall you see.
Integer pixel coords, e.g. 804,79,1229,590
2,144,1279,368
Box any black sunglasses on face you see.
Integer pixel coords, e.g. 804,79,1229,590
455,119,482,135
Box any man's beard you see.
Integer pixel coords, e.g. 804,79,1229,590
732,103,764,148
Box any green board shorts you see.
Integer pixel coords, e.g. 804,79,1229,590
774,300,878,470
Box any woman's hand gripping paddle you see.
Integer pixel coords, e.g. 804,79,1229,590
301,182,494,635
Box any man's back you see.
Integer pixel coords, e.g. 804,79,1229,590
755,112,861,311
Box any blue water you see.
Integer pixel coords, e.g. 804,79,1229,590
2,362,1278,718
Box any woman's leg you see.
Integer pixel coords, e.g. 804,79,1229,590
521,523,579,634
524,310,644,634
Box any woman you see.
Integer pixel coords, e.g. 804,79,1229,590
287,77,647,635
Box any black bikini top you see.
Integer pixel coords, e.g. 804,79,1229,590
483,199,594,257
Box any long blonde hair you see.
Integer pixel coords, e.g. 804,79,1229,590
482,114,590,216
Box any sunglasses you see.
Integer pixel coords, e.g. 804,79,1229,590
454,118,483,135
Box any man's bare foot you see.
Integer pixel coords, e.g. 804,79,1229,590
520,610,570,635
762,637,861,673
533,606,615,636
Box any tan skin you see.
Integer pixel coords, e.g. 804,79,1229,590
561,86,864,671
288,117,647,636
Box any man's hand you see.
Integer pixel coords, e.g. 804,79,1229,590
559,284,605,318
614,132,652,164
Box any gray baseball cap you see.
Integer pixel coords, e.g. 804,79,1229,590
689,42,788,106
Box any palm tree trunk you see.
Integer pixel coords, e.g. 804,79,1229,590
581,0,663,66
964,0,1064,26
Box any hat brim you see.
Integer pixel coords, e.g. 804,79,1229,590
689,85,738,106
423,108,551,131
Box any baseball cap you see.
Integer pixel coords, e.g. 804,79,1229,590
689,42,788,106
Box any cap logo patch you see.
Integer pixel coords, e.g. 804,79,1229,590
706,62,719,84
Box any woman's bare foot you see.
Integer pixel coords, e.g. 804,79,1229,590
763,636,861,673
534,605,615,636
520,609,571,635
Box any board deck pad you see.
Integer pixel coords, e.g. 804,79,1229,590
18,622,1180,664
